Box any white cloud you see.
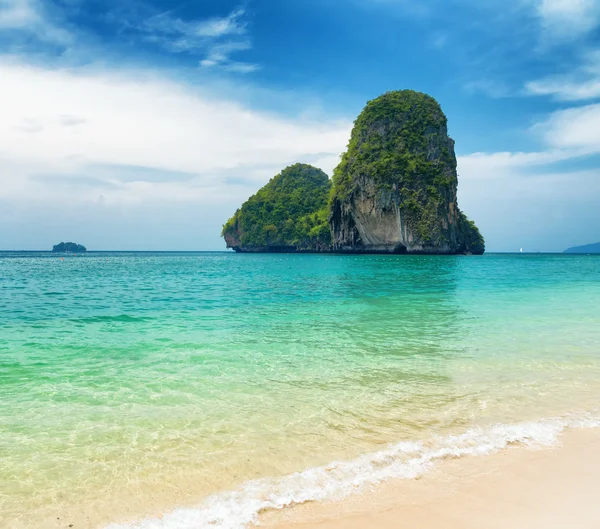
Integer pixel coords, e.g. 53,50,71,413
194,8,247,38
457,159,600,252
137,7,257,72
526,51,600,100
456,100,600,251
535,102,600,151
535,0,600,37
458,150,573,178
0,61,351,249
366,0,599,39
527,77,600,100
199,40,259,72
0,61,351,209
459,101,600,179
0,0,71,44
142,8,246,52
0,0,34,27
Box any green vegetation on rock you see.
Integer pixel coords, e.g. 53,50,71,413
222,164,331,251
459,212,485,255
332,90,453,202
52,242,87,253
222,90,484,255
330,90,485,254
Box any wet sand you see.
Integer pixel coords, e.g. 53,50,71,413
11,427,599,529
265,427,600,529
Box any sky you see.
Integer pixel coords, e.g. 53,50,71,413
1,0,599,252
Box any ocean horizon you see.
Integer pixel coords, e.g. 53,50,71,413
0,250,589,254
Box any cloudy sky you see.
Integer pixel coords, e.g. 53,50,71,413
1,0,599,251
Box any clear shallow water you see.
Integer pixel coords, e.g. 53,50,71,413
1,252,599,528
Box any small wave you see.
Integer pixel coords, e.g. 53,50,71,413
105,412,600,529
72,314,151,323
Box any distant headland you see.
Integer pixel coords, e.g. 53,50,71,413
564,242,600,254
52,242,87,253
222,90,484,255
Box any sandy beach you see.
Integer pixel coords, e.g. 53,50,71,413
264,427,600,529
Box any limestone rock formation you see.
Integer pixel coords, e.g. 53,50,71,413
329,90,484,254
222,163,331,252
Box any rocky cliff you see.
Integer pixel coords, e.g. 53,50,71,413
222,163,331,252
329,90,484,254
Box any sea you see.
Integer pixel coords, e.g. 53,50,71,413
1,252,599,529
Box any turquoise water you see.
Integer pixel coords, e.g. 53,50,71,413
1,252,600,529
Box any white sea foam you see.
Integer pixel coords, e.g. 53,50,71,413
105,412,600,529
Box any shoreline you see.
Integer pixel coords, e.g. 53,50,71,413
5,416,599,528
98,413,600,529
264,427,600,529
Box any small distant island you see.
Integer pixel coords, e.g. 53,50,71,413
222,90,484,255
564,242,600,254
52,242,87,253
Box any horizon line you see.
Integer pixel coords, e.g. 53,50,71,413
0,250,589,255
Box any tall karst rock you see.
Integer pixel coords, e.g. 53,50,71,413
329,90,484,254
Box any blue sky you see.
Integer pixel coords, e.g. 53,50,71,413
1,0,599,251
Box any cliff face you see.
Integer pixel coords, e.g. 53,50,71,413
222,163,331,252
329,90,484,254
